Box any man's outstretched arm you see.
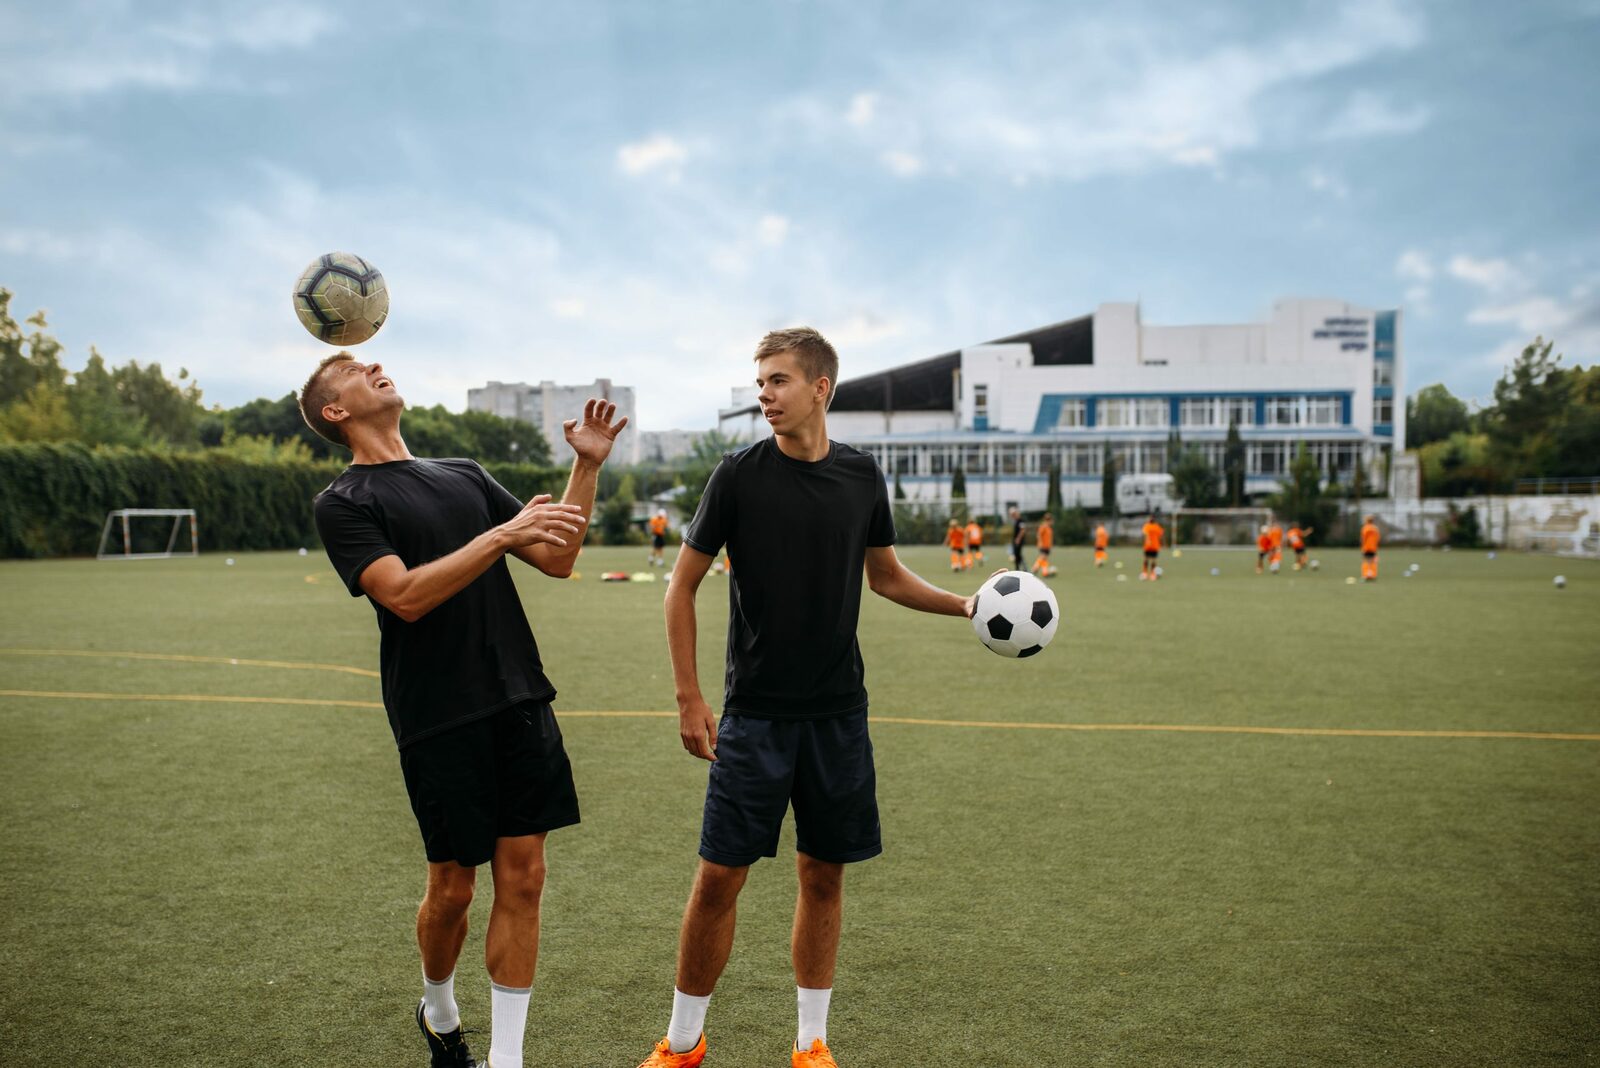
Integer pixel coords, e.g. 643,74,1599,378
865,545,980,618
510,398,628,578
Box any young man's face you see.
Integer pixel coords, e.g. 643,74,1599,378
322,358,403,431
755,351,827,435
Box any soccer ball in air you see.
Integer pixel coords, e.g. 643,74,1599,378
293,252,389,345
971,570,1059,659
1554,575,1566,589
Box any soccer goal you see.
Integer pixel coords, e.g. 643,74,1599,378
96,509,198,560
1171,507,1273,550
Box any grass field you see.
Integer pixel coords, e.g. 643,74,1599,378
1,543,1597,1067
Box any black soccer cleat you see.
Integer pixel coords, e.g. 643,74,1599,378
416,1000,479,1068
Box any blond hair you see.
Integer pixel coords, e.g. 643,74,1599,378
753,326,839,409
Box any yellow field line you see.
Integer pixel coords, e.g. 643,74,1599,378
0,690,1596,742
0,648,379,678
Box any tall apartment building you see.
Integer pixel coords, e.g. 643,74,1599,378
468,378,639,465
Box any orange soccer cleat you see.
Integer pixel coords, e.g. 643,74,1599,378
638,1034,707,1068
792,1038,839,1068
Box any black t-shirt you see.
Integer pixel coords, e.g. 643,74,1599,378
1012,518,1027,549
313,458,555,749
684,437,896,719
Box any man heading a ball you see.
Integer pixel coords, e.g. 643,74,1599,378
300,352,627,1068
639,328,979,1068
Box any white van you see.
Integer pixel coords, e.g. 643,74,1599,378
1116,474,1184,516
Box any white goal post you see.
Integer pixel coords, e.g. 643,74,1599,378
96,509,198,560
1171,507,1274,550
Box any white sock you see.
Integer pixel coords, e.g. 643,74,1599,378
797,986,832,1050
667,988,711,1054
489,982,531,1068
422,970,459,1034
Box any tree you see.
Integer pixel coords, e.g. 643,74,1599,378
1270,442,1334,535
1100,442,1117,516
1485,337,1569,479
111,360,204,446
1171,447,1221,507
675,430,743,523
597,472,636,544
1405,384,1470,448
893,473,906,500
68,348,147,447
1166,427,1183,470
1045,461,1062,513
1223,419,1245,505
0,382,75,442
950,464,966,502
0,292,68,407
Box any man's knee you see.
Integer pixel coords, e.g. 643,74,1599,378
689,859,748,913
425,866,477,916
496,856,547,912
796,855,844,901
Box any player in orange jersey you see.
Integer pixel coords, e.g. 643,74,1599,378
1093,521,1109,568
965,518,984,567
1268,518,1284,570
1360,514,1380,581
1287,523,1313,570
1140,514,1163,580
1256,525,1273,574
649,509,671,568
1031,513,1056,577
946,518,969,571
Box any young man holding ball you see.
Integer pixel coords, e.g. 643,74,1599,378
637,328,982,1068
300,352,627,1068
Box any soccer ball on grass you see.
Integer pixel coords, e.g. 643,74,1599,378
971,571,1060,659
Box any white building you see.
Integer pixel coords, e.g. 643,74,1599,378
637,429,706,463
720,298,1402,513
468,378,640,465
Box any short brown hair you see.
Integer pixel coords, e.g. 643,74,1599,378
753,326,839,409
299,351,356,447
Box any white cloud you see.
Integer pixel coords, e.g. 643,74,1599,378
845,92,878,127
1305,167,1349,198
549,297,586,318
1448,254,1520,292
617,134,688,178
0,1,339,101
1322,91,1430,140
756,214,790,246
1395,249,1434,282
1467,296,1568,334
825,0,1429,183
881,150,923,177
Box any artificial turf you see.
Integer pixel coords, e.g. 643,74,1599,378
0,544,1596,1066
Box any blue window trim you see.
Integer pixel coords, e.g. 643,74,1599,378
1374,385,1394,399
1031,390,1354,433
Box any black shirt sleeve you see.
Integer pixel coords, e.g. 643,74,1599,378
683,457,734,555
314,493,399,597
867,466,896,547
476,463,525,525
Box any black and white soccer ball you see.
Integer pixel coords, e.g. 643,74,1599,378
971,570,1059,659
1554,575,1566,589
293,251,389,345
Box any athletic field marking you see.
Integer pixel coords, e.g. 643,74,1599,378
0,648,380,679
1,690,1597,742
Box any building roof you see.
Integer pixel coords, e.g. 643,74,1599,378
726,313,1096,418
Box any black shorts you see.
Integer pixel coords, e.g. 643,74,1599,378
1363,551,1377,560
399,701,580,867
1039,547,1051,557
652,534,666,549
1144,549,1158,560
700,710,881,867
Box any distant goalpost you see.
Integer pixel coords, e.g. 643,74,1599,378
96,509,198,560
1171,507,1273,551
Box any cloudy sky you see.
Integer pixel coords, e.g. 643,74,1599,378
2,0,1596,430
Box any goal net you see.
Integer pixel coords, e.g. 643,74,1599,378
1171,507,1273,549
96,509,198,560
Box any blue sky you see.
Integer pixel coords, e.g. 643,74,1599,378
2,0,1597,431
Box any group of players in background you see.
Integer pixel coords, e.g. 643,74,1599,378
934,510,1384,582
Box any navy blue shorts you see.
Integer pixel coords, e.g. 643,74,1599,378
700,709,882,868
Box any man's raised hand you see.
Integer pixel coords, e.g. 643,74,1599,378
499,494,586,549
563,398,630,466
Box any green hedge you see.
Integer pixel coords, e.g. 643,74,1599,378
0,444,569,558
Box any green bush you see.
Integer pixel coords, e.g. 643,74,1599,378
0,443,573,558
